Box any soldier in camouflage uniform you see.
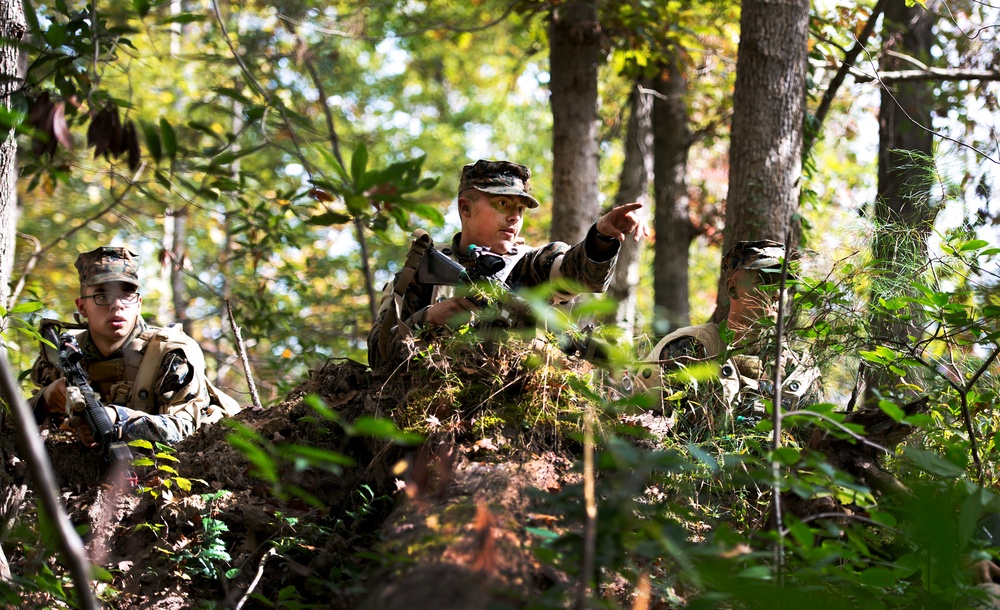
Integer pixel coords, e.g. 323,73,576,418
368,159,648,368
30,246,241,445
633,240,820,429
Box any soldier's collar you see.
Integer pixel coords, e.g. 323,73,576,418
449,232,519,261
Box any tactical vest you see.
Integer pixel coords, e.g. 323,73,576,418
632,321,821,417
41,320,241,420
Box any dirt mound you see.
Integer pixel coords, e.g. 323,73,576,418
2,346,593,608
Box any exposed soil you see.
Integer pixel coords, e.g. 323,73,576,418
1,347,591,609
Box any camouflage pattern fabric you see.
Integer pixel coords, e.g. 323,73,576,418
720,239,786,278
74,246,140,287
458,159,539,208
30,319,215,444
368,224,619,368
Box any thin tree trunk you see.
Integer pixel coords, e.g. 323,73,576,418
608,79,654,337
0,0,26,314
865,0,939,401
548,0,602,245
717,0,809,317
652,57,696,334
170,209,191,334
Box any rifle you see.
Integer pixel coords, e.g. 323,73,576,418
414,244,610,365
41,324,135,472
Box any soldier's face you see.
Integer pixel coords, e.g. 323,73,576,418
458,191,527,255
727,269,780,339
76,281,142,349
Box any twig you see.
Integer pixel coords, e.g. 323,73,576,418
0,354,99,610
225,299,263,411
234,547,277,610
788,512,898,532
769,235,792,581
577,403,597,610
782,410,894,456
807,0,887,153
7,162,146,311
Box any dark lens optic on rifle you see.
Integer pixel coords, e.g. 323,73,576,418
85,292,140,306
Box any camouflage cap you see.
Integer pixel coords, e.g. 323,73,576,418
459,159,540,209
721,240,786,278
75,246,140,287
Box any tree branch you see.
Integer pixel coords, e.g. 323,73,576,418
807,0,887,152
851,66,1000,83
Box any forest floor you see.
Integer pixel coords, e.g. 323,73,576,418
3,339,609,609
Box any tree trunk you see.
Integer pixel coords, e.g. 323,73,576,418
169,209,191,334
548,0,602,245
652,57,696,334
717,0,809,316
864,0,939,398
608,79,653,337
0,0,26,582
0,0,25,313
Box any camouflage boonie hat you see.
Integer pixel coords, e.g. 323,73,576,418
75,246,140,287
459,159,540,209
721,240,786,278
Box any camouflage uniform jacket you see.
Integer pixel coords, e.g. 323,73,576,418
634,322,821,416
368,224,619,368
30,318,234,444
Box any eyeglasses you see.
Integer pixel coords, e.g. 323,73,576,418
82,292,141,307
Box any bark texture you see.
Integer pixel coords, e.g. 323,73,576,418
608,79,653,337
652,57,696,334
717,0,809,317
548,0,602,245
0,0,26,310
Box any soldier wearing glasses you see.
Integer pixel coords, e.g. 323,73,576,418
29,246,240,445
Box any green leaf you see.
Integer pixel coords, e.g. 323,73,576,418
280,444,356,468
10,300,44,314
158,464,178,475
131,457,155,467
350,141,368,185
903,446,966,478
859,567,899,587
160,118,177,159
308,211,352,226
129,439,154,450
959,239,990,252
773,446,800,466
44,23,67,47
686,443,720,473
133,0,150,18
158,13,206,25
349,416,423,445
175,477,192,492
878,400,905,422
304,394,340,421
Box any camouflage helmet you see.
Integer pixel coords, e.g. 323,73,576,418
75,246,140,287
721,240,786,279
458,159,540,209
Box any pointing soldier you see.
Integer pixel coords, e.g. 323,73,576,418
30,246,241,446
368,159,648,368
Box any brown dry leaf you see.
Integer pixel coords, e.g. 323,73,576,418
471,500,496,575
51,101,72,149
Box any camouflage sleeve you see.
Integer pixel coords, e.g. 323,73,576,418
367,274,435,369
114,350,210,443
28,352,63,415
510,224,619,298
